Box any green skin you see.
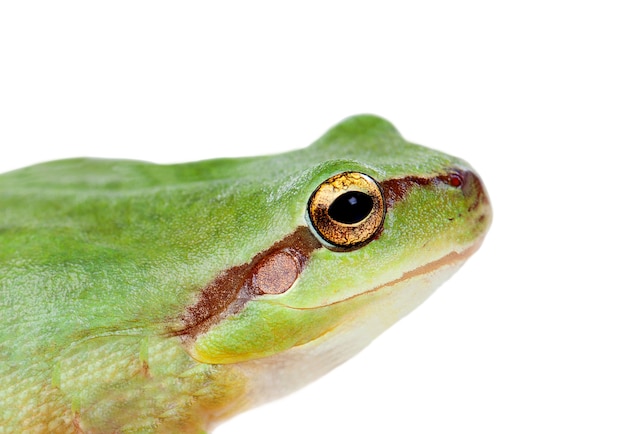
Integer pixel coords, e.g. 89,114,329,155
0,115,491,433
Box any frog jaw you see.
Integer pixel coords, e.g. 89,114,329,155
229,237,483,414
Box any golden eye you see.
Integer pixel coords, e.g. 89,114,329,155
306,172,386,251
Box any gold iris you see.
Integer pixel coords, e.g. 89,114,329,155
307,172,386,251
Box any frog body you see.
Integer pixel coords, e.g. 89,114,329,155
0,115,491,433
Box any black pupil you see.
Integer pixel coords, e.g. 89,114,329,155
328,191,374,224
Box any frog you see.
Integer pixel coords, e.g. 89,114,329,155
0,115,491,433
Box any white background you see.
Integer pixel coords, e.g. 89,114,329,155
2,2,625,433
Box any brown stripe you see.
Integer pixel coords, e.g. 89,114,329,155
380,169,470,209
172,226,322,339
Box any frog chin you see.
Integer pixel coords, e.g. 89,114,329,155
232,239,481,413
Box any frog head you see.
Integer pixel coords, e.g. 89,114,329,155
174,115,491,406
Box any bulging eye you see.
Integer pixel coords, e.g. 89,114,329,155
306,172,386,251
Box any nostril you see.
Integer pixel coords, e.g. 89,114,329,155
439,170,465,189
447,172,464,188
441,169,483,201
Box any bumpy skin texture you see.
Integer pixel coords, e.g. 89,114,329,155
0,115,491,433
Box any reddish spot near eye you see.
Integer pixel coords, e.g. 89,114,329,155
446,172,463,188
381,169,471,208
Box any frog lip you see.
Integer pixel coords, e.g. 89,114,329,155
374,238,484,291
279,237,485,311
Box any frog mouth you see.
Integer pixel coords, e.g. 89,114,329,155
370,238,484,295
282,237,485,312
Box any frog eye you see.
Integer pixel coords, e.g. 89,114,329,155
306,172,386,251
